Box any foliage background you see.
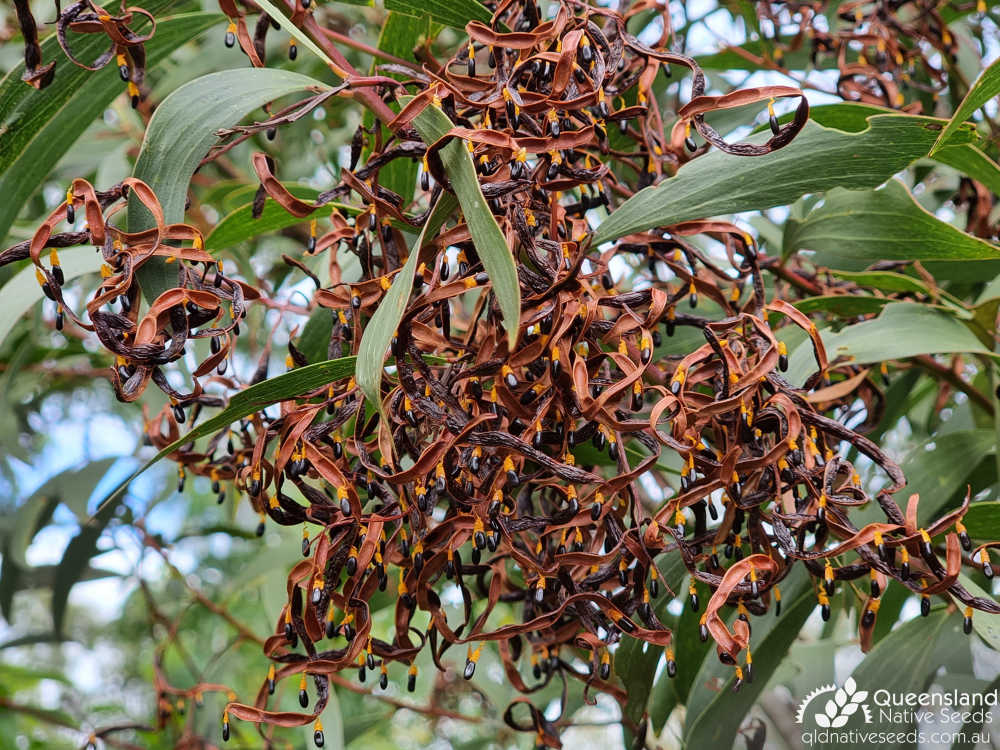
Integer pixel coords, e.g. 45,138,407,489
1,0,1000,748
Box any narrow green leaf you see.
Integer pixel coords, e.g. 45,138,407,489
593,113,975,246
0,553,21,621
962,501,1000,540
356,193,457,411
931,57,1000,155
793,295,891,316
784,179,1000,266
91,356,358,520
410,104,520,350
684,569,813,748
893,430,995,524
830,270,933,295
0,6,222,244
371,12,426,203
297,308,336,364
7,457,119,568
52,523,105,635
0,246,106,346
785,303,999,385
129,68,329,300
252,0,337,67
384,0,491,28
771,102,1000,193
933,143,1000,196
615,635,661,730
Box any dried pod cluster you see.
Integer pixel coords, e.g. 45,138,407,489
6,0,999,747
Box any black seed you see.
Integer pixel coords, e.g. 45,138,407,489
224,30,235,47
222,722,230,741
862,609,875,627
666,659,676,678
920,596,931,617
769,114,780,135
464,660,476,679
407,673,416,692
289,43,298,60
299,689,309,707
684,136,696,152
314,730,324,747
821,603,831,621
964,616,973,634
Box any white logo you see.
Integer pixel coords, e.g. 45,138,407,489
795,678,873,728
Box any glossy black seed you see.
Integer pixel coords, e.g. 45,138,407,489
862,608,875,627
289,43,298,60
666,659,677,678
224,30,236,47
299,689,309,708
222,722,230,741
684,136,696,152
314,730,325,747
407,673,416,692
920,596,931,617
820,603,831,621
959,531,971,551
778,353,789,372
964,616,973,634
769,113,780,135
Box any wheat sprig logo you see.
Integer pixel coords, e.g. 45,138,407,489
796,677,872,727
